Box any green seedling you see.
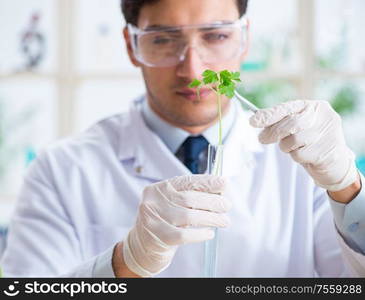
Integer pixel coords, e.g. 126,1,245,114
188,69,241,146
190,71,241,274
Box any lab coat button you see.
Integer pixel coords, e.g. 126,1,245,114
135,166,143,174
348,222,359,233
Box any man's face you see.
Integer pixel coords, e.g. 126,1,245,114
125,0,247,131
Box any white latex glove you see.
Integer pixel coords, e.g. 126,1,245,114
249,100,358,192
123,174,231,277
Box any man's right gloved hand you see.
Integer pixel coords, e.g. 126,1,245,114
122,175,231,277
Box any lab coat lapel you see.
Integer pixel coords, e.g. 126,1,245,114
118,99,190,181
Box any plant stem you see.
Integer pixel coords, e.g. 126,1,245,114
216,73,223,146
197,88,201,102
217,92,222,146
207,85,223,146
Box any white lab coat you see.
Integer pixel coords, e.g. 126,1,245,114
2,97,365,277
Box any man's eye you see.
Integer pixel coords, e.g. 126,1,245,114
204,33,229,41
153,37,170,44
152,36,178,45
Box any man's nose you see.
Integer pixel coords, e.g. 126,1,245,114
175,46,207,80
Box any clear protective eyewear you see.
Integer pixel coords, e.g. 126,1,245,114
127,17,248,68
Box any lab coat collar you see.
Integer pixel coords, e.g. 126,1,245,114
141,97,236,154
118,96,264,181
141,99,190,154
118,96,189,180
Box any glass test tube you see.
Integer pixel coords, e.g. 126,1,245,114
204,144,224,277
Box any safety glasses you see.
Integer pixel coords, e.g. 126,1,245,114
127,17,248,68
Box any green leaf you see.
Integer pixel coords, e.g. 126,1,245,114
219,70,231,84
232,72,241,82
202,69,219,84
219,70,231,78
225,87,235,98
219,70,242,87
221,76,231,86
218,83,235,98
188,78,202,88
218,84,227,95
188,69,242,99
217,70,239,99
190,69,244,147
203,69,217,77
218,81,234,90
232,71,241,79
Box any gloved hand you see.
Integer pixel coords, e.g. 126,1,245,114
249,100,358,192
123,174,231,277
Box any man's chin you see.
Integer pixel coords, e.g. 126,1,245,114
149,91,227,127
168,108,220,128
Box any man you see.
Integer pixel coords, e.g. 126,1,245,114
1,0,365,277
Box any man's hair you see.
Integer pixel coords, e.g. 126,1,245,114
121,0,249,25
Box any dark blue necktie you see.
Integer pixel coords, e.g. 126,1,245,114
181,135,208,174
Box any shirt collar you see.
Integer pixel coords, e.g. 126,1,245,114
141,97,236,153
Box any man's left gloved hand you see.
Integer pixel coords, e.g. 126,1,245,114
249,100,359,192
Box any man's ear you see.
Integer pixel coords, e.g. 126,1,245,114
240,18,250,61
123,27,142,67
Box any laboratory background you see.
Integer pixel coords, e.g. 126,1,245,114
0,0,365,256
